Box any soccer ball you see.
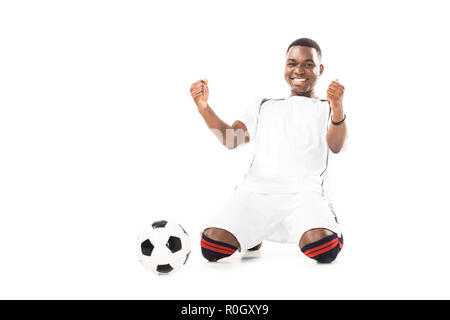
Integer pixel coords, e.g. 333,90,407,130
137,220,191,275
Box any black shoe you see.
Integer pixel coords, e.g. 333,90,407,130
241,242,262,259
247,242,262,251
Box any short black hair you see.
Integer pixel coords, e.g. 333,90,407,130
286,38,322,59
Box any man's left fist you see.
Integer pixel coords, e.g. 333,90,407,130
327,80,345,112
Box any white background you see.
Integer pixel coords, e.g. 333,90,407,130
1,0,449,299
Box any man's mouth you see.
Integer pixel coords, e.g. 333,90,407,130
291,78,307,85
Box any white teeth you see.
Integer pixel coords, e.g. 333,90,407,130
292,78,306,82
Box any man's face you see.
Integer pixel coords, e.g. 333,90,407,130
284,46,323,97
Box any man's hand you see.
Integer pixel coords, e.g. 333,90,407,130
190,79,209,111
327,80,345,122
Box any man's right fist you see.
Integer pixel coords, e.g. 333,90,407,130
190,79,209,111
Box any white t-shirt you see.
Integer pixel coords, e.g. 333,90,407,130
235,96,332,194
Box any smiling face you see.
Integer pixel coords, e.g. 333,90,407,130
284,46,324,98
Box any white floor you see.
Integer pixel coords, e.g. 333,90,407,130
135,235,450,300
3,232,446,300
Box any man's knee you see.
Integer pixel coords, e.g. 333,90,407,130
201,228,239,262
299,228,343,263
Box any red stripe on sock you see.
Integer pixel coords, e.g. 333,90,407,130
201,242,235,255
306,241,339,258
303,238,338,256
201,238,236,254
201,241,235,255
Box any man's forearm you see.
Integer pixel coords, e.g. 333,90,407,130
326,111,347,153
199,104,236,149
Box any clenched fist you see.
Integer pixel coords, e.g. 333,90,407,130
327,80,345,121
190,79,209,111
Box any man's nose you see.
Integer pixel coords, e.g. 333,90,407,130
293,66,305,74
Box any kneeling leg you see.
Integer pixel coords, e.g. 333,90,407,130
201,228,239,262
299,228,343,263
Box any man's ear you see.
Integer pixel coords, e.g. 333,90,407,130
319,64,324,76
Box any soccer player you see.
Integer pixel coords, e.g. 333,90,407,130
190,38,346,263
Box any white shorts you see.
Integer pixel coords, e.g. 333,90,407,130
203,189,342,251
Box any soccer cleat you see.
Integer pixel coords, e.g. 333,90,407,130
247,243,263,251
241,242,263,259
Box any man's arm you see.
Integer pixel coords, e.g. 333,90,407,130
190,79,249,149
326,80,347,153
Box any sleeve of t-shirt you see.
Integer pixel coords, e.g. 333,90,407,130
235,99,261,142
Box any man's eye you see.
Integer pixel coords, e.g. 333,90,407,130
287,63,296,66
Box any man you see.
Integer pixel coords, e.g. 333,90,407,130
190,38,346,263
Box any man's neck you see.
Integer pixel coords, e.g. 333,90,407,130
290,90,317,99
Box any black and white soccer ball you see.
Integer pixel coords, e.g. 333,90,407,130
137,220,191,275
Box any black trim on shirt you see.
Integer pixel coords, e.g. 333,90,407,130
320,101,332,196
